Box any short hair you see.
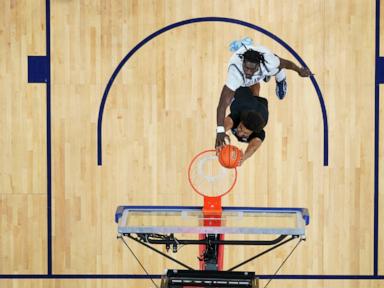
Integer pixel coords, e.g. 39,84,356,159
240,110,266,133
240,49,267,66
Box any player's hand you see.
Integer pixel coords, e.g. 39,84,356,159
298,67,313,77
215,132,230,154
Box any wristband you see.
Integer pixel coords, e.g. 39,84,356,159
216,126,225,133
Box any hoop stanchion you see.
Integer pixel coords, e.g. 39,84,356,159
188,149,239,271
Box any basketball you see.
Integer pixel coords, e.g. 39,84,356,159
218,145,243,168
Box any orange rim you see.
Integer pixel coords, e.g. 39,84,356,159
188,149,237,198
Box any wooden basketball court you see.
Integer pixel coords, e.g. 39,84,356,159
1,0,384,287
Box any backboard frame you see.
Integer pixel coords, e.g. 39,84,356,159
115,205,310,237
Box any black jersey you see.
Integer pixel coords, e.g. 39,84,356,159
228,87,269,143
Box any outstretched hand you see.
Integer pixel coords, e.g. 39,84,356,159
298,67,313,77
215,132,230,154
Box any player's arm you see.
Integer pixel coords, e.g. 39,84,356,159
224,116,234,132
278,57,312,77
217,85,235,127
216,85,235,149
240,137,263,165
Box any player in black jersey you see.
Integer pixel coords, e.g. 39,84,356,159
221,87,268,165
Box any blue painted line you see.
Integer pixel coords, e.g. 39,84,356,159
374,81,379,277
377,57,384,84
373,0,381,276
311,77,328,166
27,56,49,83
0,274,383,280
97,17,328,166
24,0,52,277
258,275,384,280
0,274,162,279
46,0,52,275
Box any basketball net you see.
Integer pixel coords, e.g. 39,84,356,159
188,149,237,214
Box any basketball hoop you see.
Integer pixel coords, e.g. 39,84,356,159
188,149,238,198
188,149,237,216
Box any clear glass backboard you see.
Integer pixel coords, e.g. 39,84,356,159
115,206,309,237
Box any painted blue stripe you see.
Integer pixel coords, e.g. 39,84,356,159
97,17,328,166
311,78,329,166
27,56,49,83
374,83,379,276
259,275,384,280
374,0,380,276
377,57,384,84
0,275,162,279
0,274,383,280
46,0,52,276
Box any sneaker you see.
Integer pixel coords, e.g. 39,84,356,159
275,78,287,99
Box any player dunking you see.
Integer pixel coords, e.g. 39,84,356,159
222,87,268,165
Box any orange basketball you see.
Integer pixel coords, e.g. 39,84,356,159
218,145,242,168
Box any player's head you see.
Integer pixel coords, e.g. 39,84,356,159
236,110,266,137
240,50,266,79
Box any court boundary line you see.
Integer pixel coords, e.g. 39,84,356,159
39,0,384,280
0,274,384,280
45,0,52,275
0,0,381,282
40,0,384,280
373,0,381,276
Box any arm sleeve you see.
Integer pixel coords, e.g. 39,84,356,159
225,65,243,91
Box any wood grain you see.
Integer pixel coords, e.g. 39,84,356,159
0,0,382,287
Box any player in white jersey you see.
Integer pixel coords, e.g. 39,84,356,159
215,38,312,149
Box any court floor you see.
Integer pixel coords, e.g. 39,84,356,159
0,0,384,287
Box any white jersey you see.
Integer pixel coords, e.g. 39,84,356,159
225,44,280,91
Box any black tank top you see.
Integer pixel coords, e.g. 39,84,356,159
228,87,269,143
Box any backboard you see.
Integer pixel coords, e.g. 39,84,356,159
115,206,309,237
